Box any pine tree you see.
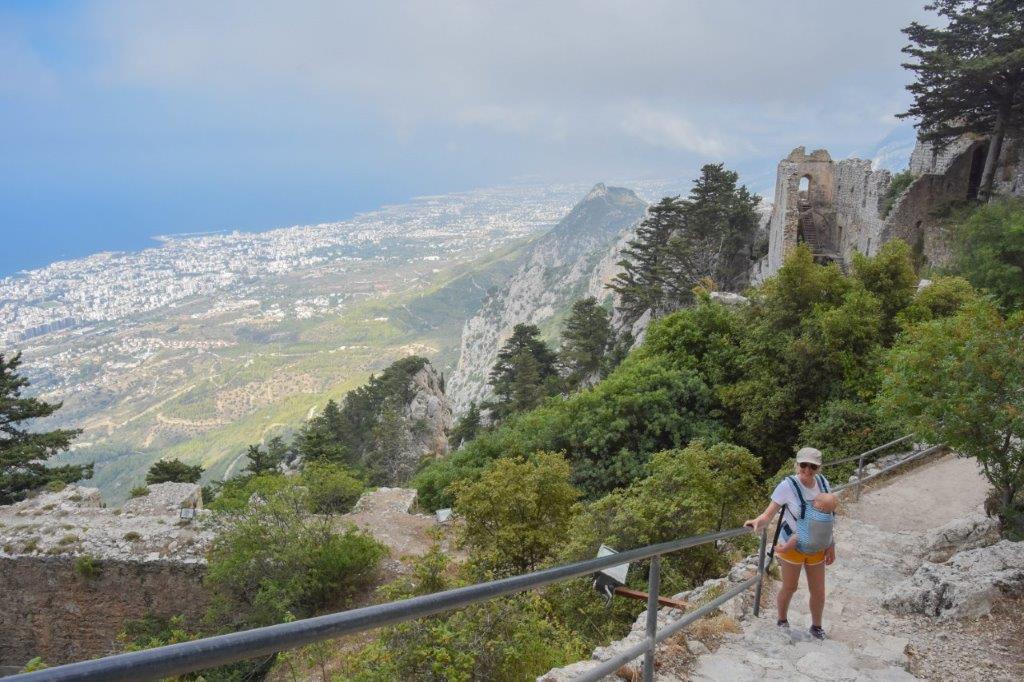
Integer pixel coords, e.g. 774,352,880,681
0,352,90,504
610,197,684,325
449,402,482,448
294,410,349,465
242,437,288,477
660,164,760,307
899,0,1024,199
146,458,203,484
558,297,613,391
610,166,759,320
485,324,559,421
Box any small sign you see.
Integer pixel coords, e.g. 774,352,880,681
179,507,196,521
436,508,453,524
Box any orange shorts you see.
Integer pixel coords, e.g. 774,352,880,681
776,545,826,566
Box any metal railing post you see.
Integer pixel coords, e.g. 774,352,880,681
643,555,661,682
855,454,865,501
752,528,768,617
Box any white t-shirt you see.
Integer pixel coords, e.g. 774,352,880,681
771,475,830,540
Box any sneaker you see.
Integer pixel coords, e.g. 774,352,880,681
809,625,826,640
776,619,789,628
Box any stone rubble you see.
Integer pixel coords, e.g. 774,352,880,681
883,539,1024,620
0,483,213,563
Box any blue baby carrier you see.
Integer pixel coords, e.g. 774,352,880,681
774,474,834,555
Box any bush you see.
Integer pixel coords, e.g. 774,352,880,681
74,555,102,579
881,170,916,217
146,458,203,485
129,486,149,498
302,461,365,514
450,452,579,577
343,549,586,681
204,488,385,630
45,480,67,493
950,196,1024,313
205,473,290,512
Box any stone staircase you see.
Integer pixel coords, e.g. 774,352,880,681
543,453,1010,681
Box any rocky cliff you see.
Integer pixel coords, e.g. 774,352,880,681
396,360,453,479
447,184,648,414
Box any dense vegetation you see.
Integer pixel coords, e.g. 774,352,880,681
417,241,954,510
146,458,204,485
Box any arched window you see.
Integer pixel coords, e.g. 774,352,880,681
794,175,811,201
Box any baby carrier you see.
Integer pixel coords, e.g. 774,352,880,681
776,474,833,554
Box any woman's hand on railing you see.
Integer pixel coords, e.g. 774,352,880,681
744,517,764,532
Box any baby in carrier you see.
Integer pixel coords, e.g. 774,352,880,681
776,492,837,554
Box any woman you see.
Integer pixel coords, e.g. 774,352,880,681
745,447,835,640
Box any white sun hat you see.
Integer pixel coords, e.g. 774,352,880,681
795,447,823,466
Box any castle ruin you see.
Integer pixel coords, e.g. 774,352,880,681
751,134,1024,283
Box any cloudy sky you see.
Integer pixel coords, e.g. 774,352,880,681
0,1,931,274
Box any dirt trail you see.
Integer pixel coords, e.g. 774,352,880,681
841,453,989,532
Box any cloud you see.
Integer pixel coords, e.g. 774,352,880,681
621,104,735,157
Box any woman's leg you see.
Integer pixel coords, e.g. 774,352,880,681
805,561,826,627
777,559,802,622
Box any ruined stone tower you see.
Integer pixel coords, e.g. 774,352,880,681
750,133,1024,284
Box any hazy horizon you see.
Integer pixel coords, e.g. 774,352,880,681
1,1,928,274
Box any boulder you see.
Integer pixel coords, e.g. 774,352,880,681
919,515,1001,563
121,482,203,516
883,539,1024,619
709,291,749,306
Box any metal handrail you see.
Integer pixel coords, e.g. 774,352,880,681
8,527,765,682
9,437,944,682
826,433,916,466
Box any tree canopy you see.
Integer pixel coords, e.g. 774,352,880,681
878,299,1024,533
484,324,559,421
899,0,1024,198
146,458,204,485
610,164,760,326
558,297,613,392
0,352,89,504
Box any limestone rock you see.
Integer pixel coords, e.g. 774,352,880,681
709,291,749,306
883,540,1024,619
121,482,203,516
919,515,1001,563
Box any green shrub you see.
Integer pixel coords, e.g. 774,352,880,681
22,657,48,672
204,489,385,630
450,452,579,578
146,458,203,485
58,534,79,546
205,473,290,512
45,480,67,493
302,462,364,514
129,486,150,498
75,555,102,579
950,196,1024,313
343,549,586,681
123,532,141,542
881,170,916,217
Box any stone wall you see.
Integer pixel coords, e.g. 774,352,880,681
753,132,1024,283
0,556,207,667
832,157,889,259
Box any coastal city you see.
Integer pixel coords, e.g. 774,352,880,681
0,182,589,348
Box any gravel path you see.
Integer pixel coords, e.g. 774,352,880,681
841,453,989,532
